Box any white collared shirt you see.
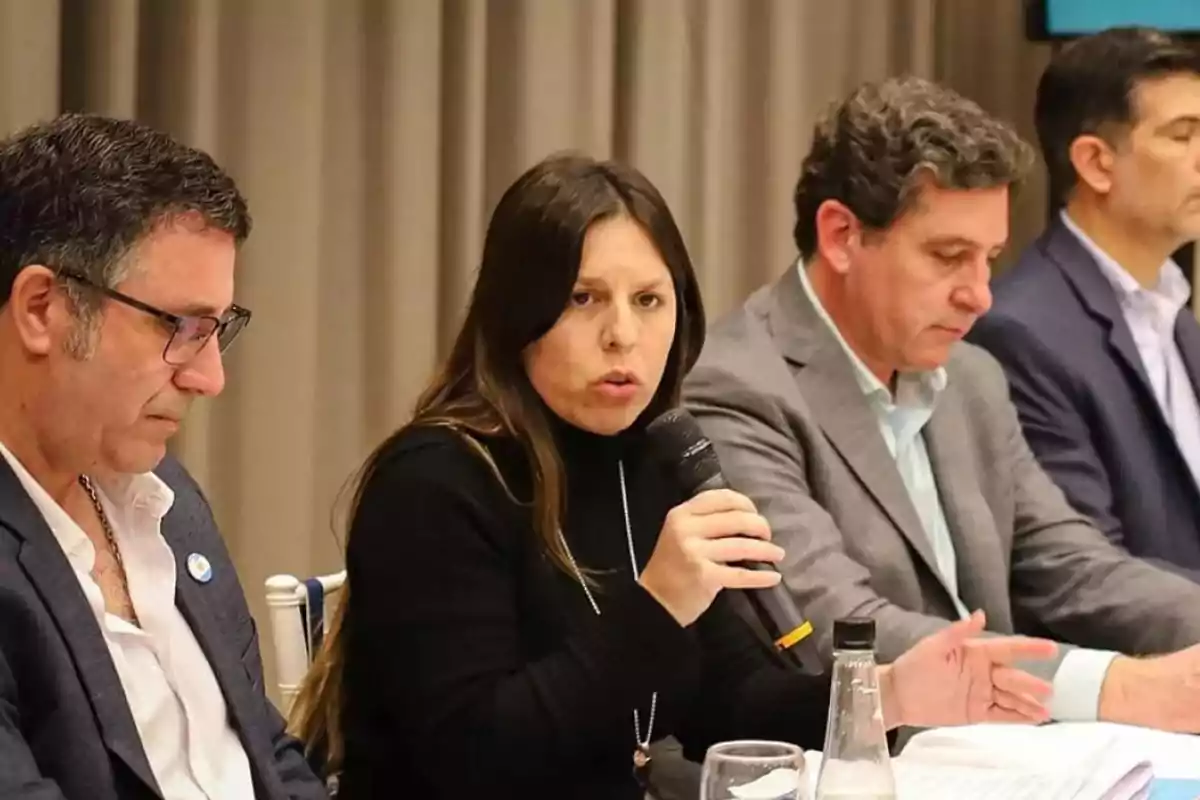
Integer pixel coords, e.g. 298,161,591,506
798,260,1117,722
0,442,254,800
1060,210,1200,495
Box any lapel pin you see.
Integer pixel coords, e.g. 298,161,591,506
186,553,213,584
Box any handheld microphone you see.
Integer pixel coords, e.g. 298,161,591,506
646,408,824,674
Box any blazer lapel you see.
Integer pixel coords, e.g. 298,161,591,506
0,461,162,797
923,387,1015,631
1174,310,1200,403
166,514,280,799
768,268,949,593
1043,221,1160,410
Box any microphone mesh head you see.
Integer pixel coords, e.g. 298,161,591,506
645,408,724,495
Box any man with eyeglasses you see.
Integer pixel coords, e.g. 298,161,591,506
0,114,326,799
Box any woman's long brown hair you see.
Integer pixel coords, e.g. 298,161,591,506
286,153,706,776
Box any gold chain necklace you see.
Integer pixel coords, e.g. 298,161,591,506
79,475,139,626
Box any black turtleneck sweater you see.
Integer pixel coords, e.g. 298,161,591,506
338,419,831,799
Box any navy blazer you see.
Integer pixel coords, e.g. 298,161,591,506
967,219,1200,583
0,455,327,799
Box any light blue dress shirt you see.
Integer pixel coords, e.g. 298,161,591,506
797,261,1115,721
1061,210,1200,496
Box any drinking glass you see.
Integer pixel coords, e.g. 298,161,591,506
700,740,810,800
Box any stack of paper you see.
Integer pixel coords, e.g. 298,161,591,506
893,726,1151,799
801,722,1200,799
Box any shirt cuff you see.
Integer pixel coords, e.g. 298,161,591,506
1049,648,1119,721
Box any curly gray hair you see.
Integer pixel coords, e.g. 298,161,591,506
792,76,1034,258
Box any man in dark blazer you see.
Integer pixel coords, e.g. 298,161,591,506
0,114,326,799
967,28,1200,582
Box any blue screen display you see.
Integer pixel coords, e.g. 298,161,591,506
1045,0,1200,34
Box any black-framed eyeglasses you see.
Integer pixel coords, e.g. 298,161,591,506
56,269,252,366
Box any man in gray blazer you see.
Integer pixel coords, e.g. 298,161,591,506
685,75,1200,733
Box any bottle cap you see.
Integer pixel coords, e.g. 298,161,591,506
833,617,876,650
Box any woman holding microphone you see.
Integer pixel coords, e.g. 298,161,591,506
291,154,1054,799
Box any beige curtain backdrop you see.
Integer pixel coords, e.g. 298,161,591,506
0,0,1051,697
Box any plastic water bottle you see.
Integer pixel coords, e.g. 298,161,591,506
813,618,896,800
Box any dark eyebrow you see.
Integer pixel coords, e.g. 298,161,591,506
1157,114,1200,132
168,302,227,317
575,275,670,290
924,237,1007,258
924,237,979,250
